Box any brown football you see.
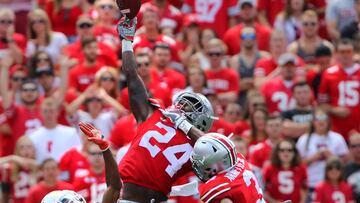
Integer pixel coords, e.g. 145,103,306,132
115,0,141,19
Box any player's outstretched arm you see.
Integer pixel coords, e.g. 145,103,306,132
118,17,153,123
79,122,121,203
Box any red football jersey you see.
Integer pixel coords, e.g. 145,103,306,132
249,140,273,168
133,34,180,62
205,68,240,94
182,0,238,37
59,147,90,184
199,154,265,203
312,181,354,203
150,68,186,95
25,181,74,203
138,2,183,33
260,77,296,114
68,63,104,92
223,23,272,55
263,164,308,203
118,109,193,195
318,64,360,140
74,170,106,203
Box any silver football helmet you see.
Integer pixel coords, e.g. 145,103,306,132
173,92,214,132
41,190,86,203
190,133,238,182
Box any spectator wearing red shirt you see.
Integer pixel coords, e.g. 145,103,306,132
25,158,73,203
257,0,286,28
312,157,354,203
93,0,120,52
263,140,308,203
250,115,282,169
109,114,137,150
223,0,272,55
68,38,104,93
138,0,183,34
74,143,106,202
0,8,26,65
204,38,239,107
181,0,238,37
260,53,300,114
121,52,172,110
133,6,181,70
45,0,84,39
150,43,186,95
318,39,360,140
223,103,249,136
62,15,118,67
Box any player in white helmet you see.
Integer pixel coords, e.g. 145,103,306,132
41,190,86,203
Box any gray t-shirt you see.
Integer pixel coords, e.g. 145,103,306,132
326,0,357,32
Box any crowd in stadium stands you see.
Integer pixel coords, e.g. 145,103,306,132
0,0,360,202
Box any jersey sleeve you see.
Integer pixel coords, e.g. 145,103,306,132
200,180,231,203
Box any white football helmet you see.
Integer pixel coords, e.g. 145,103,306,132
173,92,214,132
190,133,238,182
41,190,86,203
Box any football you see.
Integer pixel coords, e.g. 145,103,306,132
115,0,141,19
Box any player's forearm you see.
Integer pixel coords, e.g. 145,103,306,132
103,148,121,191
187,126,205,143
0,62,11,109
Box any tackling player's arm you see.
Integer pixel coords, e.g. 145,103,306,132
79,123,121,203
118,17,153,123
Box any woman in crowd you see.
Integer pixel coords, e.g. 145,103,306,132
0,136,38,203
263,139,308,203
94,67,120,101
242,107,268,152
26,9,68,63
296,108,349,200
312,157,354,203
274,0,306,44
189,29,217,70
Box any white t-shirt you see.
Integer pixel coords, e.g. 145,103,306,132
76,110,117,139
296,131,349,188
26,32,68,63
28,125,81,163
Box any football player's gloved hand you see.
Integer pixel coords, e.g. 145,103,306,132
117,16,137,42
161,106,193,135
79,122,109,151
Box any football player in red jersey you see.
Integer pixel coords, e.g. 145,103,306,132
77,16,215,203
191,133,265,203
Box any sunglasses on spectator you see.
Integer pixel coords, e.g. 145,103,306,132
36,57,50,63
350,143,360,149
101,76,115,82
302,22,317,27
226,111,240,115
100,4,114,10
78,22,93,29
253,102,266,107
207,52,223,57
11,76,27,82
37,71,54,77
87,97,102,102
137,62,150,68
279,148,294,153
338,49,353,54
241,33,256,40
314,114,328,121
31,19,46,25
328,165,341,170
88,151,103,156
21,87,37,92
0,19,14,25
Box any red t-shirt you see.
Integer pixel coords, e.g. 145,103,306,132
205,68,240,94
263,164,308,203
62,41,118,67
150,67,186,95
318,64,360,140
120,80,172,111
260,77,296,114
199,154,265,203
68,63,104,92
59,147,90,184
209,117,235,137
25,181,74,203
138,2,183,33
249,140,273,168
118,109,193,195
45,1,83,36
109,114,137,149
223,23,272,55
182,0,238,37
257,0,286,26
73,170,106,203
312,181,354,203
133,34,180,62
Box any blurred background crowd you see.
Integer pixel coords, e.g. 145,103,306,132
0,0,360,202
